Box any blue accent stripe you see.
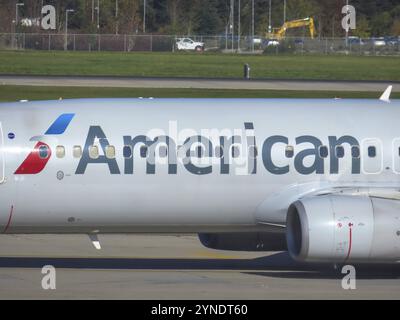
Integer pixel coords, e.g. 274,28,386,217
45,113,75,135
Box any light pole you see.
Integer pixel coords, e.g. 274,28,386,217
115,0,118,34
345,0,349,47
15,3,24,49
238,0,240,51
143,0,146,33
91,0,94,23
15,3,24,29
65,9,74,51
283,0,286,24
252,0,254,52
230,0,234,52
96,0,100,31
268,0,272,35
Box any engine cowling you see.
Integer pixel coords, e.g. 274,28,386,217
198,232,286,251
286,194,400,263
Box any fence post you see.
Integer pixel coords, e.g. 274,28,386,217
124,34,127,52
324,38,327,55
98,34,101,51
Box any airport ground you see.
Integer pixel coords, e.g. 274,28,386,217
1,84,399,102
0,234,399,299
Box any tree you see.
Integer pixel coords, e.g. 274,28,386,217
352,15,371,38
0,0,399,36
193,0,222,35
391,20,400,36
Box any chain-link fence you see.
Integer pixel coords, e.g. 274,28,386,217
0,33,399,55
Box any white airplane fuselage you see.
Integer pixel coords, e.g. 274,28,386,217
0,98,398,238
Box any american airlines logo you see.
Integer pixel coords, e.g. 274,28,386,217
15,114,374,176
75,122,364,176
15,114,75,174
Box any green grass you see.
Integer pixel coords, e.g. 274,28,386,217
0,50,399,81
0,85,398,102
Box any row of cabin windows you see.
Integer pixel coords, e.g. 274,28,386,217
284,145,376,159
41,144,378,160
122,145,250,159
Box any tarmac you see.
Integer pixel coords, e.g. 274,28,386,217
0,234,399,299
0,75,399,92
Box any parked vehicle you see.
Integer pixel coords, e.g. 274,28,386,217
347,36,364,45
371,37,386,46
263,39,280,47
175,38,205,51
385,36,400,46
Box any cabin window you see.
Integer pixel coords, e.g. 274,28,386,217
89,145,99,159
249,146,258,158
38,145,50,159
196,145,204,158
56,145,65,158
336,146,344,158
319,146,328,158
159,146,168,158
351,146,360,158
140,146,148,157
73,146,82,158
123,146,132,158
105,146,115,159
285,146,294,158
368,146,376,158
232,146,240,158
215,146,223,158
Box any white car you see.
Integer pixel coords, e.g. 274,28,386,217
175,38,205,51
372,37,386,46
265,39,280,47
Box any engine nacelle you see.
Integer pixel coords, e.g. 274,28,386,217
286,194,400,263
198,232,286,251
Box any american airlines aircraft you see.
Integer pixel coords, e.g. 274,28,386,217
0,86,398,264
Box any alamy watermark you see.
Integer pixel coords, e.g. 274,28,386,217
20,5,56,30
342,5,356,32
41,265,56,290
341,265,356,290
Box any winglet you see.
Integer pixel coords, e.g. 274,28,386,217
380,85,392,103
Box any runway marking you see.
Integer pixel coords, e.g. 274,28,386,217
2,205,14,234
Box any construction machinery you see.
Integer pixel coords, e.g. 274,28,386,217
266,17,316,40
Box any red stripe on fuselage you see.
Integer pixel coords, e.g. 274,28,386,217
14,142,51,174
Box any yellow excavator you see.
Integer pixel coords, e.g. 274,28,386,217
266,17,316,40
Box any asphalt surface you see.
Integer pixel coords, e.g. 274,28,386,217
0,75,399,92
0,234,399,299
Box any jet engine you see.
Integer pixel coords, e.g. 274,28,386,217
286,194,400,263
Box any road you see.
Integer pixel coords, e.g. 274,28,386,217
0,234,399,299
0,75,399,92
